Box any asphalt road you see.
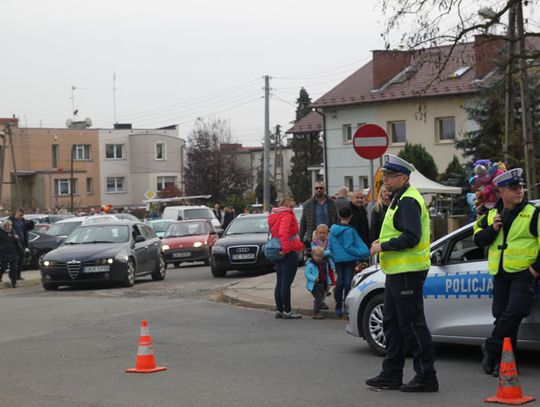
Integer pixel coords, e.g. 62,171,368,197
1,263,539,407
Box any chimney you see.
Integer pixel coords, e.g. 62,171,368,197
372,50,412,89
474,34,506,79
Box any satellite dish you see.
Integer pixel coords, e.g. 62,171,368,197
65,119,73,128
85,117,93,128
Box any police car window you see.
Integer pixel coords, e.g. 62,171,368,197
448,232,487,263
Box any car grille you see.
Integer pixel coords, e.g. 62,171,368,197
227,245,259,264
67,260,81,279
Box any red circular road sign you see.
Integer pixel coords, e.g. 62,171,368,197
353,124,389,160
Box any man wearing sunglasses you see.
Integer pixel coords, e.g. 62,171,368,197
299,181,338,249
366,154,438,392
473,168,540,377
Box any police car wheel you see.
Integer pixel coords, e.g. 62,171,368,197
362,292,387,356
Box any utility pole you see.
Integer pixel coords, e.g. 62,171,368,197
516,0,537,199
0,128,5,206
6,124,22,210
70,145,75,213
263,75,270,212
503,3,516,163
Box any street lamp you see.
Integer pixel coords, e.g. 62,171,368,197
70,145,75,213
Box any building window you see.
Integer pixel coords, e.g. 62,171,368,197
86,177,93,194
388,121,406,143
54,179,77,196
105,144,124,159
436,117,455,141
342,124,352,144
52,144,58,169
155,143,166,160
107,177,125,193
359,176,369,190
344,176,353,192
73,144,91,160
156,176,177,191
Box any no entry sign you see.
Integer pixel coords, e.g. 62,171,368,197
353,124,388,160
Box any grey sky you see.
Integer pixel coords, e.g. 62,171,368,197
1,0,523,146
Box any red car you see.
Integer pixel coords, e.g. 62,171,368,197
161,220,219,267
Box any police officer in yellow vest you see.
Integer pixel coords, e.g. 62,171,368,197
473,168,540,376
366,154,438,392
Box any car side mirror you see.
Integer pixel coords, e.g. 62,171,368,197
431,251,443,266
135,235,145,243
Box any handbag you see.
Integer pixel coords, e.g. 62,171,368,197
263,236,284,262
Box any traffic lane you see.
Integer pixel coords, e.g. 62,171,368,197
1,297,539,407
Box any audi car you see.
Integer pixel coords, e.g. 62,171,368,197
210,214,274,277
161,220,219,267
40,221,165,290
344,221,540,355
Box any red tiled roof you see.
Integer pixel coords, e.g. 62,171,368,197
311,42,482,108
286,111,323,134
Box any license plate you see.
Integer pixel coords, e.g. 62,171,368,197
84,265,110,273
173,252,191,258
232,254,255,260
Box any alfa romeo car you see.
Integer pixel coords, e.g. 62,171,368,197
40,221,165,290
345,221,540,355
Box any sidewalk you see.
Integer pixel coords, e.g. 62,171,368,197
0,269,42,289
222,268,341,319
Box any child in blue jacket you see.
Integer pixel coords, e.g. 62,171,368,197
304,246,334,319
329,206,369,317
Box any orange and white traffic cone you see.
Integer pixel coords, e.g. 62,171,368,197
125,320,167,374
485,337,534,405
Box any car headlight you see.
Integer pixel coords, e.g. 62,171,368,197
212,245,226,254
97,258,114,265
162,244,170,251
42,260,55,267
351,269,378,288
193,241,205,248
115,251,129,261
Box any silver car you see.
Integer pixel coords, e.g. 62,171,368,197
345,221,540,355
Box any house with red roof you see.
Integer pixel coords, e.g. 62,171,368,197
305,35,508,196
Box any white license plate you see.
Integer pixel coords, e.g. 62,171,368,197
84,265,110,273
232,254,255,260
173,252,191,258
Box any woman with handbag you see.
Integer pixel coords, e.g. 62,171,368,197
268,197,305,319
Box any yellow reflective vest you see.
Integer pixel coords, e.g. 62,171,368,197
379,185,431,274
473,204,539,275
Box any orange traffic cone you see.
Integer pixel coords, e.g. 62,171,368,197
125,320,167,374
485,337,534,405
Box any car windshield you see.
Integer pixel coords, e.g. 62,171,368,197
165,222,206,237
225,217,268,235
46,221,82,237
64,225,130,244
183,208,215,220
149,221,173,233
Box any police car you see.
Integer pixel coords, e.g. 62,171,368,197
344,221,540,355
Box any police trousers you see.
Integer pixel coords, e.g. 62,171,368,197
485,269,537,357
381,270,437,380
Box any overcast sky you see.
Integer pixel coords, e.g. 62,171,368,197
0,0,525,146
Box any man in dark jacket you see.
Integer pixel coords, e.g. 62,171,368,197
349,191,369,246
8,208,34,280
299,181,338,247
0,220,23,287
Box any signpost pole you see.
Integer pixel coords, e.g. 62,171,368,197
369,159,374,204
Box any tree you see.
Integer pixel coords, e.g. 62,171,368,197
439,156,469,189
397,143,438,180
254,153,277,204
157,184,183,199
184,118,252,201
288,87,323,202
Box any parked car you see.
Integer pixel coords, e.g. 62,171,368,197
40,221,165,290
45,216,88,241
344,221,540,355
161,220,219,267
28,230,64,269
210,214,274,277
146,219,176,238
161,205,222,232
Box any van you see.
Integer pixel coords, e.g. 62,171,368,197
161,206,221,231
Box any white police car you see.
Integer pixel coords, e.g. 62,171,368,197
345,221,540,355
